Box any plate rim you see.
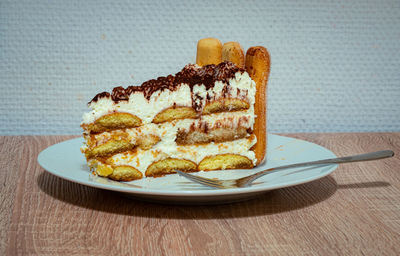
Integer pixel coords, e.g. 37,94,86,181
37,134,338,197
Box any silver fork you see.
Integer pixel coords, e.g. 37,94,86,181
175,150,394,189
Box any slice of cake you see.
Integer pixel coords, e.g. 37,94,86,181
81,39,270,181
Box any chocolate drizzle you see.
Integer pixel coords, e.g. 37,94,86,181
89,62,244,104
90,91,110,103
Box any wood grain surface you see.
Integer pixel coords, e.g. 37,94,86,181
1,133,400,255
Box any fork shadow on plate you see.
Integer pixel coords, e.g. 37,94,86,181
37,171,390,219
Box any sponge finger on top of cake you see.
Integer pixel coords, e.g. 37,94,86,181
222,42,245,69
196,38,222,66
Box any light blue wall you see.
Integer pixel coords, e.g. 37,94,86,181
1,0,399,134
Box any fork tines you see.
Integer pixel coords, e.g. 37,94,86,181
175,170,226,189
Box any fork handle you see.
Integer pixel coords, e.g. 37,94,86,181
247,150,394,183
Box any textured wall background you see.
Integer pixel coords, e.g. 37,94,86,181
1,0,399,135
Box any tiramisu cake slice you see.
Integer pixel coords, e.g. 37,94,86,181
81,39,270,181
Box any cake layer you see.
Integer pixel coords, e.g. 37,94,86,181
81,62,255,126
81,61,259,181
89,135,257,177
82,109,254,158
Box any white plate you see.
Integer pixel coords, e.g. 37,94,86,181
38,134,337,204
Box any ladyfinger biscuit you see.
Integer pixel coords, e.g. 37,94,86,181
146,158,197,177
196,38,222,66
85,138,133,159
109,165,143,181
245,46,270,165
202,98,249,115
152,106,197,124
222,42,245,68
95,163,143,182
83,112,142,133
198,154,253,171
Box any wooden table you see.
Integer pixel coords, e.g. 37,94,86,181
1,133,400,255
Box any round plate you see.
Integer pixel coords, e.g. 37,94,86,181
37,134,337,204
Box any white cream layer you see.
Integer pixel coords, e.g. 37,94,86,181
104,136,257,175
82,71,256,125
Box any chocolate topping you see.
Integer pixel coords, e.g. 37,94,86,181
111,86,129,101
89,62,244,104
90,91,110,103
